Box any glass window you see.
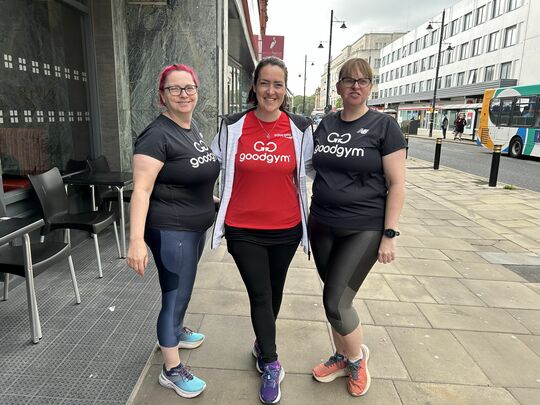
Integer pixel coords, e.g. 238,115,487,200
445,48,454,64
488,31,499,52
411,82,417,93
443,24,449,39
484,65,495,81
405,84,410,93
500,98,513,126
508,0,523,12
451,19,459,36
409,42,415,54
413,61,418,74
407,63,412,75
475,5,486,25
456,72,465,86
492,0,502,18
423,34,430,48
429,55,435,69
459,43,469,60
511,96,535,126
427,79,432,91
504,25,517,47
419,81,424,92
374,58,380,68
1,1,92,192
421,58,426,72
445,74,452,88
500,61,512,79
437,76,442,89
467,69,477,84
463,12,472,30
416,38,422,51
489,98,501,125
431,29,438,46
471,37,482,56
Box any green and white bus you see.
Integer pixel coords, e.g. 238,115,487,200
478,84,540,158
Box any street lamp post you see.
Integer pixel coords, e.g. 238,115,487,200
301,55,315,115
319,10,346,114
427,9,451,138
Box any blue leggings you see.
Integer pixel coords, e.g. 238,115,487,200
145,228,205,348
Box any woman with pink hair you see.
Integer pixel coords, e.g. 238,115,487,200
127,64,219,398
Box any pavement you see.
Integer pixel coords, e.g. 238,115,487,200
129,157,540,405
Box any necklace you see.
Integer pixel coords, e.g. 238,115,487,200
255,115,280,139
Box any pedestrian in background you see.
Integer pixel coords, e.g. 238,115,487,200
211,56,313,404
441,113,449,139
127,64,220,398
453,112,467,141
309,58,406,397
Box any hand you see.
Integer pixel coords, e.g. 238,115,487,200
377,236,396,264
126,239,148,276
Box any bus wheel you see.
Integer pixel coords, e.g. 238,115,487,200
509,137,523,158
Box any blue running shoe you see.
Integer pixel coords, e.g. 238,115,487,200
259,360,285,404
159,363,206,398
178,327,205,349
252,340,264,373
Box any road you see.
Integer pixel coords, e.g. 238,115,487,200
407,136,540,192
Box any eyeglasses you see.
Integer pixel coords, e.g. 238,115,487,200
163,85,198,96
339,77,372,88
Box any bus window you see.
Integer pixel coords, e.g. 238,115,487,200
489,98,501,126
511,97,535,127
499,98,513,127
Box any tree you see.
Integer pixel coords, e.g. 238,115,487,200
293,95,316,116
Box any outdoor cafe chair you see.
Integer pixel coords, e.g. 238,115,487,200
28,167,121,278
0,194,80,344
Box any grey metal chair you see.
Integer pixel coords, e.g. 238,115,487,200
0,192,80,343
28,167,121,278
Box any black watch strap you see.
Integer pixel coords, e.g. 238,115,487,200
384,229,400,238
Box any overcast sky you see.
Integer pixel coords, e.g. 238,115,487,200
266,0,459,96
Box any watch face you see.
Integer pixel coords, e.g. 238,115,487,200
384,229,399,237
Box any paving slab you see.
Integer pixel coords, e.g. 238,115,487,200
366,300,431,328
507,388,540,405
283,267,322,296
460,279,540,309
357,274,399,301
452,330,540,388
362,325,410,380
371,261,401,274
194,262,247,292
493,240,532,253
478,252,540,266
279,293,327,322
507,309,540,334
406,247,451,260
422,226,481,239
394,381,518,405
516,334,540,357
449,262,527,282
383,274,436,303
353,299,375,325
396,234,425,248
440,250,488,263
417,303,529,334
417,236,477,251
393,258,462,277
188,289,250,317
416,277,486,306
386,327,490,385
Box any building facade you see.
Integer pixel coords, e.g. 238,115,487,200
316,32,405,110
370,0,539,137
0,0,262,215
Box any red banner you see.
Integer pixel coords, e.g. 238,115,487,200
262,35,284,59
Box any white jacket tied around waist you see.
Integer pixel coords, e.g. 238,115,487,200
210,109,314,255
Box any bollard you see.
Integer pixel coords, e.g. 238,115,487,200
433,138,442,170
404,135,409,159
489,145,503,187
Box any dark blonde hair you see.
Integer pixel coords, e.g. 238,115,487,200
338,58,373,81
247,57,288,109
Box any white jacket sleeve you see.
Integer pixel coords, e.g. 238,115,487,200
210,120,226,168
303,124,315,179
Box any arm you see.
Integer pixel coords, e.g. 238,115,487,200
378,148,406,264
126,154,163,276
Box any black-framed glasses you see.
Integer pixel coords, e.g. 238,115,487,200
163,85,198,96
339,77,372,88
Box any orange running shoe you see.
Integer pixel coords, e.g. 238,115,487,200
347,344,371,396
312,352,347,382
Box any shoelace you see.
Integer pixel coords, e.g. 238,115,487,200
347,359,362,380
168,364,194,381
262,366,280,388
182,327,194,336
324,353,345,368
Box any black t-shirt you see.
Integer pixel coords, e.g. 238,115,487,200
311,110,406,230
134,114,220,232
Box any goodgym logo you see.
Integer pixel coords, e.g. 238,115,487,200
239,140,291,164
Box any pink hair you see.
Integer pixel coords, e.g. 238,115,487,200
157,64,199,106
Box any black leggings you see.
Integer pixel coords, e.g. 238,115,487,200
226,239,299,363
309,216,381,336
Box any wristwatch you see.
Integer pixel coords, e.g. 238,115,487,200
384,229,400,238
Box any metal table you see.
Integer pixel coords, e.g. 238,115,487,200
63,171,133,258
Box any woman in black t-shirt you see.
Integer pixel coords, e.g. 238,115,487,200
126,64,219,398
310,58,406,397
